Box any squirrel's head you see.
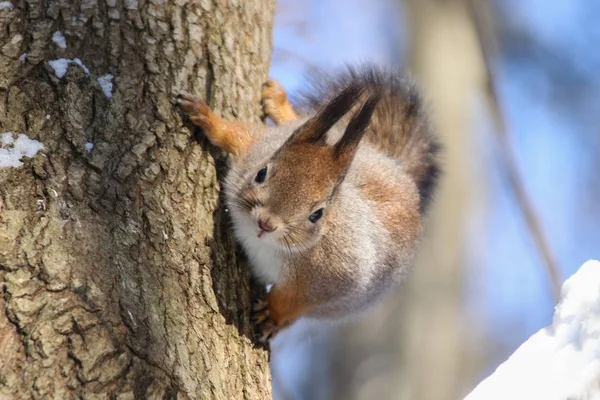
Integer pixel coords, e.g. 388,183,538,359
227,84,380,252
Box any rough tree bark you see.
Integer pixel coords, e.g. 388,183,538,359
0,0,274,398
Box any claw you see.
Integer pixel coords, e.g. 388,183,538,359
175,89,254,156
251,295,280,346
255,319,277,346
261,79,297,125
262,80,277,90
252,298,268,312
261,79,286,104
251,310,269,325
176,92,210,118
177,91,195,101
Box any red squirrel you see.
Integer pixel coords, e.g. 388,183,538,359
177,65,441,344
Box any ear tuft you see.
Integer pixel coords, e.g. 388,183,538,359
287,82,366,145
333,92,381,160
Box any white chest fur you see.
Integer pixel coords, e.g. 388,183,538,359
230,210,285,284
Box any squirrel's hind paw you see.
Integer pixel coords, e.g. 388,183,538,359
251,298,280,346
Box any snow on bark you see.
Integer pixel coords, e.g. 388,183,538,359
48,58,89,78
52,31,67,48
0,132,45,168
97,74,113,99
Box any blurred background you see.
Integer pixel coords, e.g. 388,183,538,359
267,0,600,399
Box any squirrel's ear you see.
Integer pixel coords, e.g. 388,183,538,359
333,92,380,162
286,83,366,145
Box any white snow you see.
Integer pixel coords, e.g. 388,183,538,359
0,1,13,10
19,53,27,62
0,132,45,168
84,142,94,153
48,58,90,79
48,59,69,79
71,58,89,74
465,259,600,400
52,31,67,49
1,133,14,147
97,74,113,99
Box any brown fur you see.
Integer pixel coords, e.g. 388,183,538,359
177,92,255,156
178,65,441,344
298,65,441,212
360,172,421,244
268,143,342,217
267,283,314,327
252,281,314,341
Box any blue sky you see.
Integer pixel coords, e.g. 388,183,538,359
485,0,600,336
270,0,600,378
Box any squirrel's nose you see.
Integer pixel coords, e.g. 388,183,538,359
258,218,277,233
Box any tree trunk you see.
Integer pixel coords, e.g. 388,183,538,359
0,0,274,398
399,0,487,398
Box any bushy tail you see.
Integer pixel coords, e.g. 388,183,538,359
296,64,442,212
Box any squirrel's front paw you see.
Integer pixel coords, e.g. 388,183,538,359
262,80,287,110
261,80,297,125
176,92,211,127
251,297,280,347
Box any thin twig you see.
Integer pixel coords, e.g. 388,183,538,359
272,47,321,73
465,0,563,301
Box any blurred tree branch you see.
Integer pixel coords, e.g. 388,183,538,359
272,47,320,72
401,0,481,397
465,0,563,301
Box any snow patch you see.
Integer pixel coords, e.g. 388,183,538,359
49,58,90,79
0,132,45,168
48,59,69,79
0,1,13,10
84,142,94,153
97,74,113,99
465,259,600,400
19,53,27,62
71,58,90,75
1,133,14,147
52,31,67,49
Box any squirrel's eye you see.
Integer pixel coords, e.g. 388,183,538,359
309,208,324,223
255,166,268,184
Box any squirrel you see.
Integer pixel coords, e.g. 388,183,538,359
177,65,441,345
